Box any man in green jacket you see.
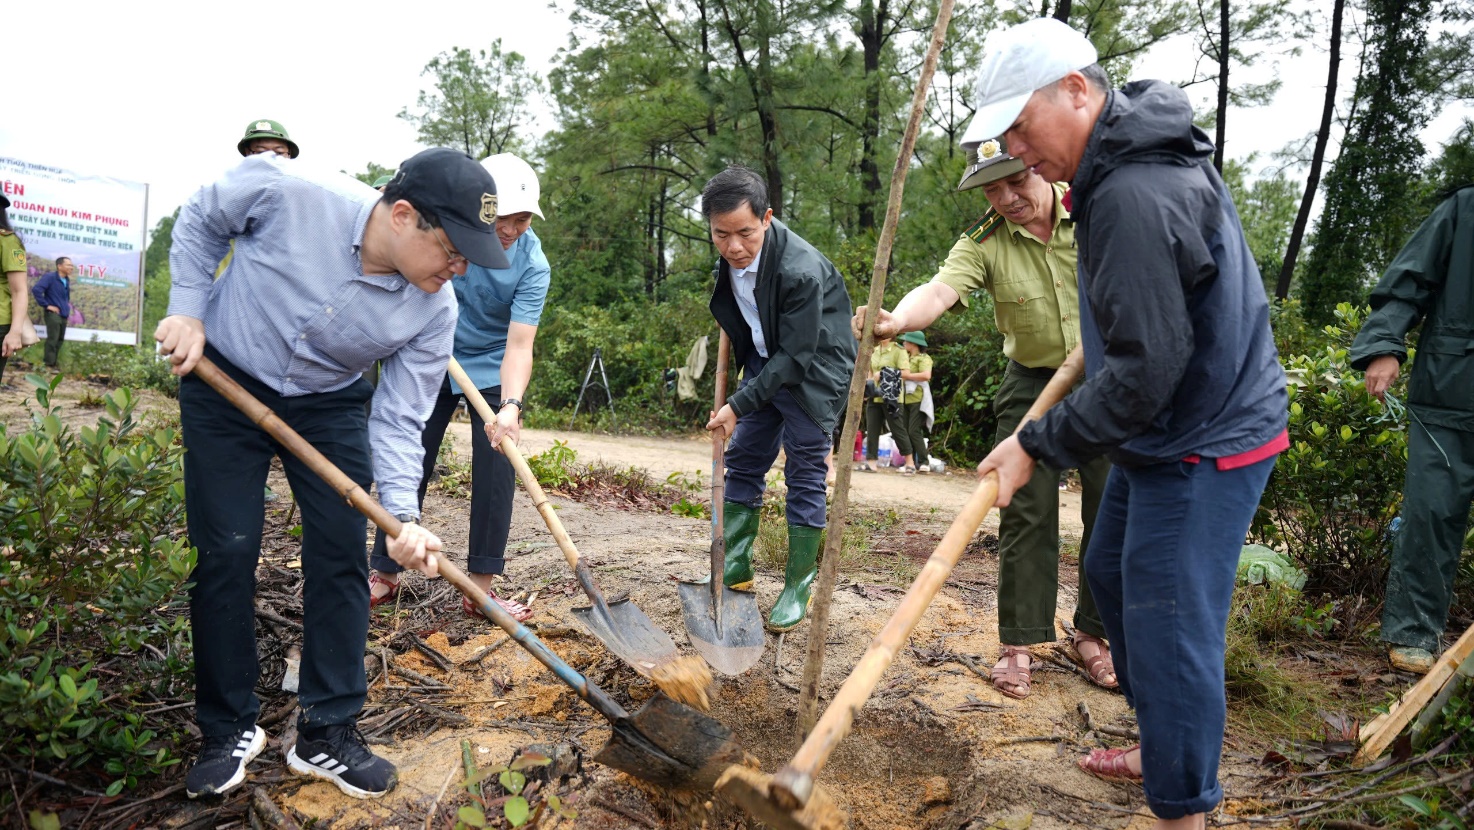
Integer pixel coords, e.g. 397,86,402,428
704,165,858,632
1351,185,1474,674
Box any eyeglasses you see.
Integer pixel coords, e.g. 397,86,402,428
429,226,467,266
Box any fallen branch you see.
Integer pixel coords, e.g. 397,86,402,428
1077,700,1138,741
250,787,302,830
402,633,453,673
412,700,470,726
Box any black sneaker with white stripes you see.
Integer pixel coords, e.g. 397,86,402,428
186,725,267,798
287,723,397,798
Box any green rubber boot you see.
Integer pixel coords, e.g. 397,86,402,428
723,501,760,591
767,525,822,632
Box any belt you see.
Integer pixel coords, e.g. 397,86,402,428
1007,359,1059,380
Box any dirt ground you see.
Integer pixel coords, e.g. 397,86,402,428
3,381,1270,829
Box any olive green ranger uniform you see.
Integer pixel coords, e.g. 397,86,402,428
1,226,28,384
932,179,1111,646
900,337,932,467
1350,185,1474,655
864,339,912,461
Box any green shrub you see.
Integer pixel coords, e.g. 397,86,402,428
0,376,193,794
13,340,179,398
1253,304,1409,599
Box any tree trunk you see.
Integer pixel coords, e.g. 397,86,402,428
757,1,782,217
857,0,886,231
1213,0,1229,172
1052,0,1072,23
1277,0,1344,299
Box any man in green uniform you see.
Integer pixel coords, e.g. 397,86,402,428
1,193,30,386
854,141,1115,698
859,336,912,471
1351,185,1474,674
898,331,933,473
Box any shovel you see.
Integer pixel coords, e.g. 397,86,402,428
445,359,710,704
193,355,746,790
678,332,765,676
719,348,1084,827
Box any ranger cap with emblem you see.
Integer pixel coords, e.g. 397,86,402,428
385,148,510,270
479,154,544,218
959,17,1097,150
957,138,1028,192
237,119,301,158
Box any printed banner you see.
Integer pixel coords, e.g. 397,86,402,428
1,156,148,346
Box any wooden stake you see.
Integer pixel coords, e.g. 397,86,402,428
795,0,956,739
1354,621,1474,764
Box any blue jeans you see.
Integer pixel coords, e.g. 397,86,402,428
724,357,831,528
1085,455,1276,819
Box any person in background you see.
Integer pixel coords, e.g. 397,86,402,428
897,331,933,474
32,256,73,369
368,154,550,623
0,194,29,387
857,335,911,472
237,119,300,159
1351,184,1474,675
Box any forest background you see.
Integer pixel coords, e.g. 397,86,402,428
114,0,1474,464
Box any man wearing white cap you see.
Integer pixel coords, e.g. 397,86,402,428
368,153,551,623
967,18,1288,830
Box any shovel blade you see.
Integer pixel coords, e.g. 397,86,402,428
677,581,766,676
571,596,681,677
593,694,748,791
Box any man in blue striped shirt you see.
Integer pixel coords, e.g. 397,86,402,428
156,148,507,800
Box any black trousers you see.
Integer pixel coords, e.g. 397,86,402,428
370,376,514,576
180,347,374,736
43,310,66,367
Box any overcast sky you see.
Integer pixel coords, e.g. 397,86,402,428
4,0,1469,238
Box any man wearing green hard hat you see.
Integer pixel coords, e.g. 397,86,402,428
851,137,1116,703
238,119,300,159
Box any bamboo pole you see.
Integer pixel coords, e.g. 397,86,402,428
795,0,957,739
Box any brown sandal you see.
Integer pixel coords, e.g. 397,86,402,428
991,646,1033,700
368,572,399,609
463,590,534,623
1070,632,1119,690
1077,746,1142,783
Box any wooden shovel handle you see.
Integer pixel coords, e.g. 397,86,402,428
446,359,588,577
770,346,1084,808
191,356,629,718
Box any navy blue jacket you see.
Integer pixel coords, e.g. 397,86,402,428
32,271,70,319
1018,80,1287,469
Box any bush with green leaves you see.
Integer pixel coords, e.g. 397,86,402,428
13,341,179,398
0,375,194,795
1252,304,1410,599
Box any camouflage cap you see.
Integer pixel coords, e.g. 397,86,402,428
238,119,301,158
957,138,1027,192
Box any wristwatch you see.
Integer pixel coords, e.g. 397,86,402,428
395,513,418,524
500,398,524,412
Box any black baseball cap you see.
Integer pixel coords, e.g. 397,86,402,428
386,148,509,270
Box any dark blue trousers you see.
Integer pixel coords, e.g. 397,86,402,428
370,376,514,576
1085,455,1276,819
724,356,831,528
180,348,374,737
